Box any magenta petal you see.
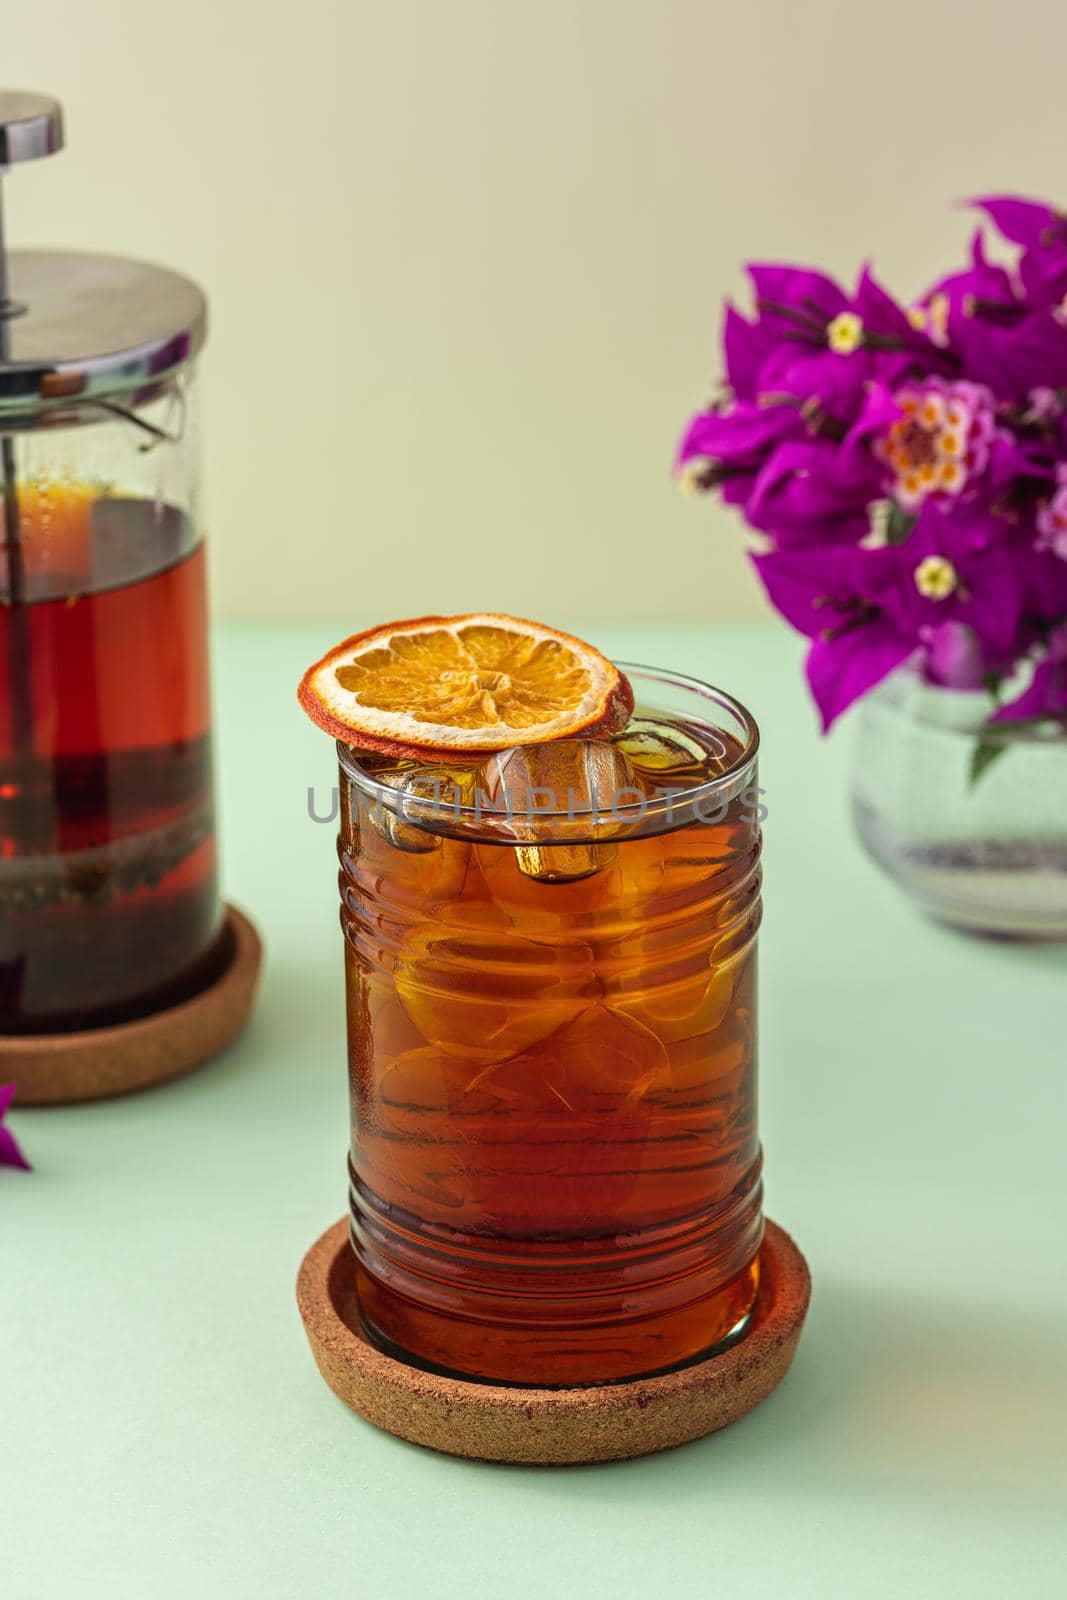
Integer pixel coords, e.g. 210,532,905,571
0,1083,30,1171
805,622,912,731
955,310,1067,397
994,657,1067,720
745,440,878,541
746,263,847,320
752,544,895,636
971,195,1061,249
750,546,854,638
994,626,1067,720
722,303,769,400
852,264,915,341
923,621,987,690
675,403,797,470
841,381,903,462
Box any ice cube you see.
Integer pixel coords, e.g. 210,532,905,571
484,739,642,881
340,764,472,907
612,717,727,779
511,841,617,883
471,842,626,937
370,762,483,854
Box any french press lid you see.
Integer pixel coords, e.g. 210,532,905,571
0,89,207,421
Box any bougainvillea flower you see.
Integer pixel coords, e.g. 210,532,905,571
675,192,1067,731
971,197,1067,306
745,438,881,544
754,266,931,417
753,505,1024,727
752,543,913,726
676,401,800,473
972,196,1065,250
746,262,849,325
1036,464,1067,559
954,307,1067,400
1012,540,1067,624
876,380,997,508
879,504,1024,652
923,620,988,690
804,621,916,730
852,264,929,348
674,399,805,509
994,623,1067,720
0,1082,30,1171
849,379,1033,516
722,303,781,401
923,227,1015,326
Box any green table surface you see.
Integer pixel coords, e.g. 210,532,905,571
5,621,1066,1600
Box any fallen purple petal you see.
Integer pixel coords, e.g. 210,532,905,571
0,1082,30,1172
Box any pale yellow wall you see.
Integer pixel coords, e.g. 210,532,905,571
7,0,1067,621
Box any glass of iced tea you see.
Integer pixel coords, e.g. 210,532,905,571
333,659,763,1387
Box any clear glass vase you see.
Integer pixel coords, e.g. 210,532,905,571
851,665,1067,940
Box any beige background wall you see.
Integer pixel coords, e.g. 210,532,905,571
7,0,1067,621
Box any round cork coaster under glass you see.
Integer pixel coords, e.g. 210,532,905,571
3,903,262,1105
297,1217,810,1465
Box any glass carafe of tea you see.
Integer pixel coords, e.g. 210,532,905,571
0,92,227,1034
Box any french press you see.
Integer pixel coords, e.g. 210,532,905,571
0,90,259,1095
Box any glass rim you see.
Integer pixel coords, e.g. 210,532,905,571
871,660,1067,747
336,661,760,838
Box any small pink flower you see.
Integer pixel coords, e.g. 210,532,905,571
1024,385,1063,424
1037,465,1067,560
877,379,998,511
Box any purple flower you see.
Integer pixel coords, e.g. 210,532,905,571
676,401,800,479
917,204,1067,398
880,505,1023,653
924,621,987,690
753,504,1025,728
1036,464,1067,559
722,302,785,401
995,624,1067,720
0,1083,30,1171
953,309,1067,400
752,263,931,414
804,621,915,731
752,543,912,727
920,227,1016,339
869,379,1004,510
676,192,1067,732
744,438,881,545
972,196,1065,250
1014,538,1067,623
973,195,1067,311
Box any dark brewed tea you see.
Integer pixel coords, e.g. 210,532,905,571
0,484,222,1032
338,679,763,1386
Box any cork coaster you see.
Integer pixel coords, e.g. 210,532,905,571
4,904,262,1106
297,1217,810,1464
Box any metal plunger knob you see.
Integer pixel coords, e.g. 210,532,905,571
0,90,64,318
0,90,64,166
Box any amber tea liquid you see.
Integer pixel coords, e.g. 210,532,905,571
0,485,222,1031
339,677,763,1386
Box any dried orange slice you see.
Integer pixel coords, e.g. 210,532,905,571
298,613,633,755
